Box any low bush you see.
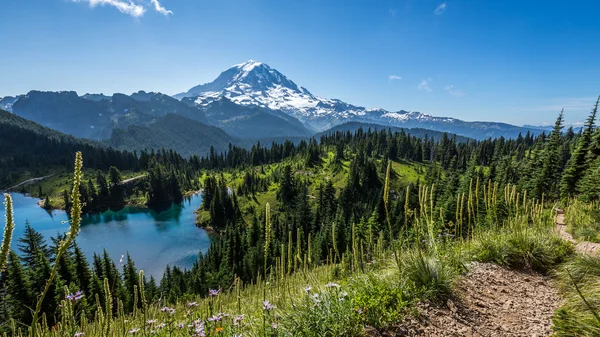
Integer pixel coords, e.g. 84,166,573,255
281,283,363,337
470,226,573,273
401,250,455,302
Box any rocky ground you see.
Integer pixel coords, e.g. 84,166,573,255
389,262,560,337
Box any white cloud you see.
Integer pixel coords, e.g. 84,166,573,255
388,75,402,81
445,85,465,97
71,0,173,17
418,78,432,92
150,0,172,16
434,2,447,15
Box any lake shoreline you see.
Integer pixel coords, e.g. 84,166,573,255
2,191,210,280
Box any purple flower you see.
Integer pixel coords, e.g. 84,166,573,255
177,323,185,329
207,315,222,322
146,319,157,324
187,301,198,307
128,328,140,334
74,333,84,337
66,290,85,301
193,323,206,337
271,322,279,329
263,300,276,311
325,282,340,288
233,314,245,325
160,306,175,315
208,288,221,297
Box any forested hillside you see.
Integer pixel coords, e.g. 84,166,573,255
107,114,237,157
0,109,137,187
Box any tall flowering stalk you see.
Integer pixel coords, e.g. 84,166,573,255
0,193,15,273
30,152,84,337
264,203,271,279
383,162,400,271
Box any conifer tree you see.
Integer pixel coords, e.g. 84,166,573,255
533,110,564,199
560,97,599,198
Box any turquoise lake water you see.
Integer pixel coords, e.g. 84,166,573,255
0,192,210,279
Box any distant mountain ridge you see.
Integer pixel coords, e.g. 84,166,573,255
319,122,474,143
5,60,543,145
174,60,542,139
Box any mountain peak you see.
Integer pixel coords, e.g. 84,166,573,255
173,60,313,102
233,59,265,70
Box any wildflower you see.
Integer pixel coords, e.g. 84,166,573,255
156,323,166,329
74,333,84,337
208,288,221,297
215,327,223,332
262,300,275,311
271,322,279,329
207,315,222,322
66,290,85,301
325,282,340,288
146,319,158,324
233,314,245,325
356,307,364,314
304,285,312,293
128,328,140,334
160,306,175,315
177,323,185,329
187,301,199,307
193,323,206,337
342,291,348,297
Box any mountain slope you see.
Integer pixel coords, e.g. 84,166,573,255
107,114,236,157
0,108,135,187
175,60,541,140
182,97,312,139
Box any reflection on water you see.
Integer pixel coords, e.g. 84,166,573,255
0,192,209,279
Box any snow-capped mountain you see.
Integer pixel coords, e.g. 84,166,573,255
174,60,384,130
174,60,539,139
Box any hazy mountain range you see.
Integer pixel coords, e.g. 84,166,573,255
1,60,548,156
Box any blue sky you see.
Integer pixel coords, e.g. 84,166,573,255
1,0,599,126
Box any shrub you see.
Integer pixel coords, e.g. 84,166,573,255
281,284,363,337
350,274,408,329
471,226,573,273
401,250,455,302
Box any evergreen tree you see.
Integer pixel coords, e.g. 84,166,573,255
533,110,564,199
560,98,598,198
17,222,51,269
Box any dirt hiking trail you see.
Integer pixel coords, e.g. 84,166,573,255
390,262,559,337
382,211,600,336
554,212,600,255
